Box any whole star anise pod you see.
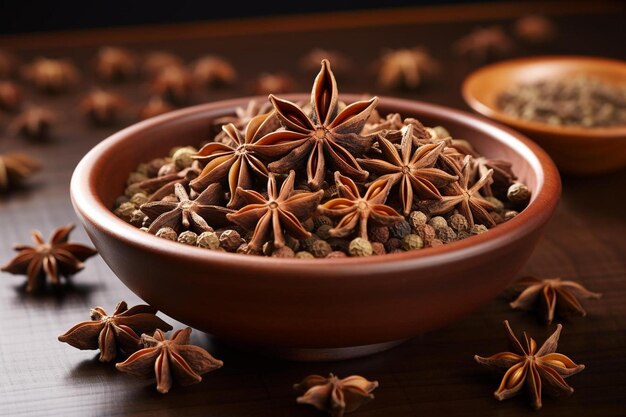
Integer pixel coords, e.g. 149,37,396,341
1,224,97,292
475,320,585,410
421,155,496,228
140,183,232,234
510,276,601,324
141,51,184,78
226,170,323,251
358,125,458,215
318,172,403,239
376,47,439,90
10,106,57,139
95,46,138,82
192,55,237,88
80,89,127,126
116,327,223,394
254,59,377,189
191,112,278,207
151,66,193,105
23,57,79,93
58,301,173,362
0,81,22,112
454,26,515,63
294,373,379,417
251,72,295,95
211,99,274,144
469,155,516,196
137,162,201,203
139,96,176,120
0,152,40,191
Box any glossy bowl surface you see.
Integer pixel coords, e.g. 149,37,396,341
462,56,626,175
71,95,561,360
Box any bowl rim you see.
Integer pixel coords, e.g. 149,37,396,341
71,94,561,274
462,55,626,138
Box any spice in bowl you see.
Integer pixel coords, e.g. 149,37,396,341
113,60,531,258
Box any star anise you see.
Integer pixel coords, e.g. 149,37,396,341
0,152,40,191
358,125,458,215
95,46,138,82
226,171,323,251
58,301,173,362
10,106,57,139
475,320,585,410
0,81,22,112
211,99,275,144
190,113,278,207
514,15,557,44
421,155,496,228
510,276,602,324
142,51,184,78
1,224,97,292
254,59,377,189
294,373,379,417
454,26,514,63
252,72,295,95
23,57,79,93
151,66,193,105
116,327,223,394
318,172,403,239
469,155,516,196
192,55,237,88
300,48,351,75
139,96,176,120
140,183,231,233
80,89,127,126
136,162,201,203
362,112,431,144
376,47,439,90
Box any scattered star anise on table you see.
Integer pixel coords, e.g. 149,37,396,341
454,26,515,63
509,276,602,324
191,112,279,207
22,57,79,93
358,125,458,215
139,96,176,120
227,170,323,251
318,171,403,239
151,66,193,105
254,59,377,189
475,320,585,410
252,72,296,95
0,81,22,112
294,373,379,417
421,155,496,228
514,15,557,44
1,224,97,292
58,301,173,362
141,183,232,234
0,49,18,78
0,152,40,192
376,47,439,90
192,55,237,88
137,162,201,203
300,48,351,75
80,89,127,126
10,106,57,139
116,327,223,394
95,46,138,82
141,51,184,78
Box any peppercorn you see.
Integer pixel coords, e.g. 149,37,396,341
327,237,350,252
436,226,457,243
196,231,220,249
369,225,390,243
156,227,177,241
316,224,333,240
490,211,505,225
447,213,469,232
371,242,386,256
178,231,198,245
114,195,129,208
414,224,436,242
302,218,315,232
428,216,448,230
125,183,144,198
129,209,146,227
114,202,136,222
428,238,444,247
172,146,197,170
470,224,488,235
326,251,347,258
349,238,373,257
300,234,320,252
313,215,333,229
389,249,404,254
219,229,244,252
135,163,151,177
295,251,315,259
272,246,295,258
457,231,470,240
146,157,170,177
507,183,531,205
130,192,149,207
126,172,148,185
384,237,402,252
284,235,300,252
323,184,338,200
402,234,424,250
409,210,428,230
503,210,519,221
485,196,504,212
158,163,177,177
310,240,332,258
389,219,411,239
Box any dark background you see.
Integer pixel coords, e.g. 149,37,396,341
1,0,512,34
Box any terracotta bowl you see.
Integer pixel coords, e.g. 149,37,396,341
71,95,560,361
462,56,626,175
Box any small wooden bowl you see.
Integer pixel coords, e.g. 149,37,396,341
462,56,626,175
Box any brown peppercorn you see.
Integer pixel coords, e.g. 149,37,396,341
129,209,146,227
197,231,220,250
156,227,177,241
127,172,148,185
323,184,338,200
389,219,411,239
503,210,519,221
0,81,22,112
369,225,390,243
402,234,424,250
172,146,197,170
428,216,448,230
272,246,295,258
295,251,315,259
302,218,315,233
310,240,332,258
384,237,403,252
490,211,505,225
178,230,198,245
326,251,348,258
436,226,457,243
129,192,149,207
349,238,373,257
371,242,386,256
299,234,320,252
125,183,144,198
414,224,436,242
457,231,470,240
146,157,170,177
327,237,350,252
448,213,469,232
409,210,428,230
284,235,300,252
313,215,333,229
114,202,136,222
219,230,243,252
507,183,531,205
315,224,333,240
470,224,489,235
428,238,444,247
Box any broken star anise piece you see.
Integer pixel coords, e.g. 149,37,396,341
116,327,223,394
470,155,516,196
211,99,274,144
95,46,138,82
421,155,496,228
1,224,97,292
137,162,201,203
358,125,458,215
376,47,439,90
58,301,173,362
226,170,323,251
294,373,379,417
0,152,41,192
254,59,377,189
190,112,278,207
80,89,127,126
318,171,403,239
475,320,585,410
22,57,79,93
510,276,601,324
141,182,232,234
10,106,57,139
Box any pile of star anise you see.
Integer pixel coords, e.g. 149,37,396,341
113,60,530,258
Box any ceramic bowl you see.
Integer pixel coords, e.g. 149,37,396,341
71,95,560,361
462,56,626,175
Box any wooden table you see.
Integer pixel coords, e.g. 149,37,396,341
1,2,625,416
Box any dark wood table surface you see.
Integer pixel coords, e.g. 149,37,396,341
1,2,625,416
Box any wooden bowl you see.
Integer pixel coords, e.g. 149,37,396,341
70,95,561,361
462,56,626,175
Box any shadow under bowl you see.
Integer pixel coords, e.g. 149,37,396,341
462,56,626,175
71,95,561,361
